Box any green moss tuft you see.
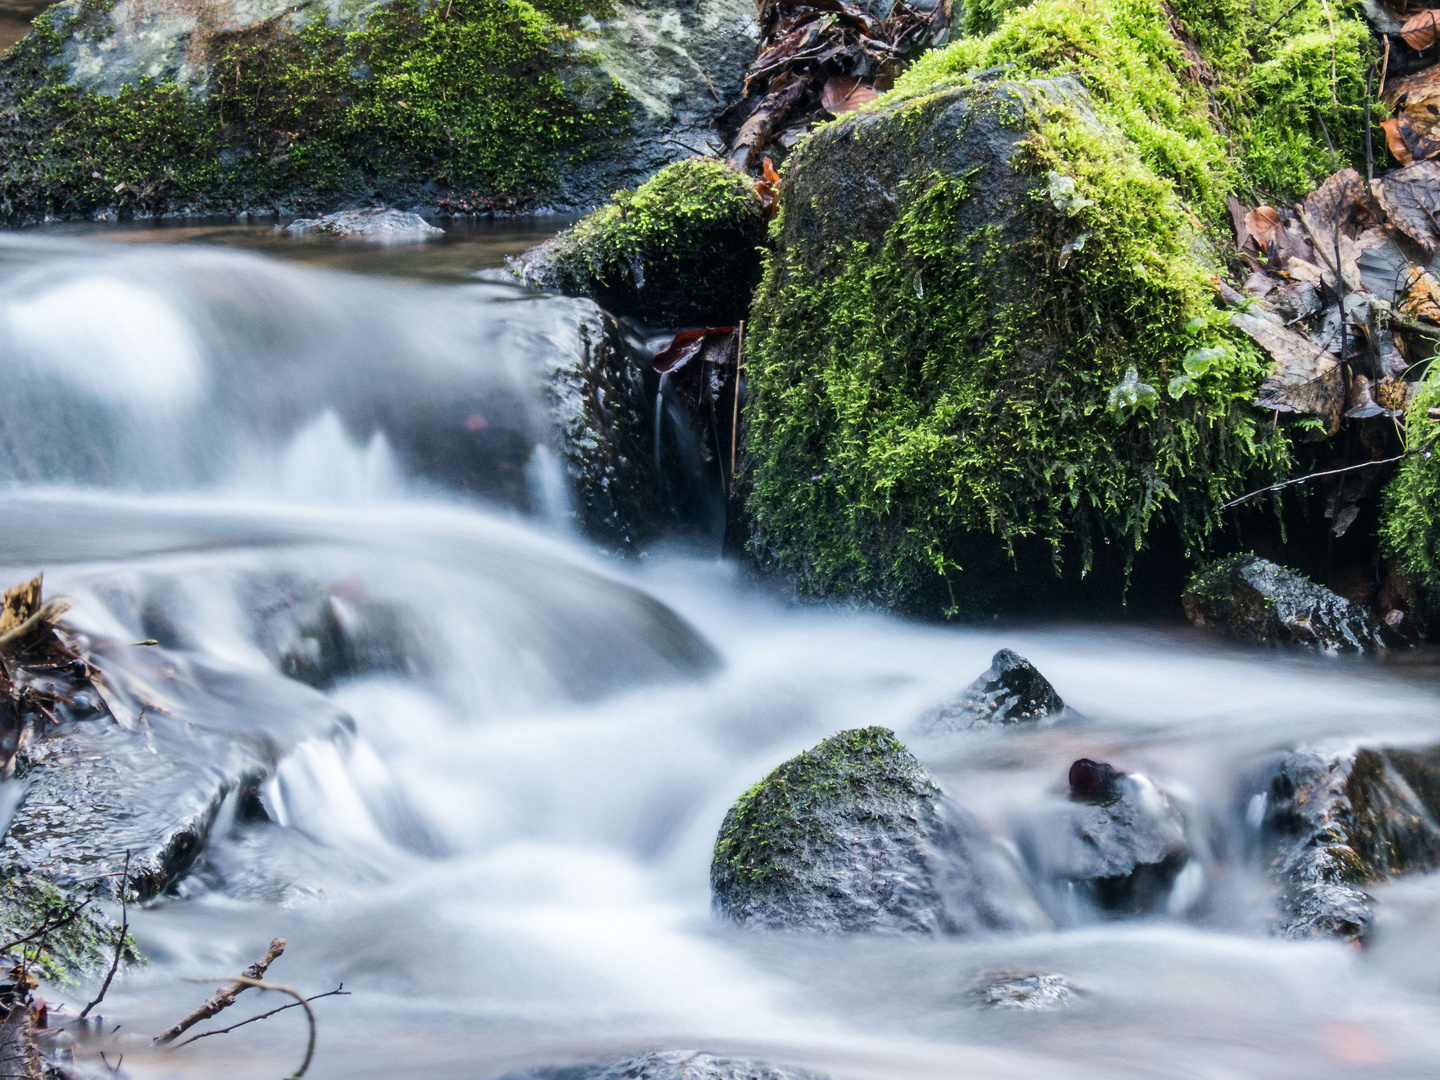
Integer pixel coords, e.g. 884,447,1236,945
519,157,765,324
0,0,630,219
1380,371,1440,609
0,875,139,985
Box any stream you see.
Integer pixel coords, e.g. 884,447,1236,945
2,226,1440,1080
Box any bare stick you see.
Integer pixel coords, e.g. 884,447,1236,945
174,985,348,1048
1222,432,1440,510
153,938,285,1046
179,977,315,1080
80,851,129,1019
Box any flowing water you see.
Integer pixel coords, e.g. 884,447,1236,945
2,229,1440,1080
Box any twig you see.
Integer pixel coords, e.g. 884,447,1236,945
1261,0,1307,36
1222,432,1440,510
0,898,91,954
153,938,285,1046
80,851,129,1019
1380,34,1391,99
174,985,348,1048
181,977,315,1080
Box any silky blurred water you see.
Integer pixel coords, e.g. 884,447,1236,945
1,233,1439,1080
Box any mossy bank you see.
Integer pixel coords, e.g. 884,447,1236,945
740,0,1377,616
0,0,758,220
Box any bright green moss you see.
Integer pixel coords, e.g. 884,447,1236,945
0,0,629,219
745,79,1290,615
522,158,765,323
901,0,1375,211
1380,372,1440,610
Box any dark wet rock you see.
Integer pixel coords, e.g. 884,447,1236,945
973,971,1073,1011
244,573,420,690
918,649,1067,734
511,158,765,326
285,210,443,243
1182,555,1393,652
1258,742,1440,941
500,1051,824,1080
1018,760,1197,921
711,727,1047,933
542,302,672,550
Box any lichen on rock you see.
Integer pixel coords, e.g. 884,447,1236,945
710,726,1047,933
511,157,766,325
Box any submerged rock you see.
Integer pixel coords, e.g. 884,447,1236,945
918,649,1067,734
710,727,1046,933
973,971,1073,1010
512,158,765,325
500,1051,824,1080
286,209,443,243
1259,742,1440,941
1018,759,1197,921
1182,555,1393,652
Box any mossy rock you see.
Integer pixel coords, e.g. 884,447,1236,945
1381,370,1440,616
743,70,1291,617
710,726,1046,933
0,874,136,985
512,159,765,326
1182,554,1391,652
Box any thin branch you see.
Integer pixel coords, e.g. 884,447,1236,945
80,850,129,1019
1222,432,1440,510
174,985,348,1048
153,938,285,1046
181,977,316,1080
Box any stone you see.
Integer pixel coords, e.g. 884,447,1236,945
1257,742,1440,941
917,649,1068,734
285,209,444,243
973,971,1073,1010
1182,555,1394,652
498,1051,824,1080
511,158,765,326
1018,759,1198,921
710,727,1047,933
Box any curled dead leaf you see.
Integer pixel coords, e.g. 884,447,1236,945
756,156,781,219
1402,9,1440,52
1375,159,1440,255
821,75,879,114
1244,206,1283,252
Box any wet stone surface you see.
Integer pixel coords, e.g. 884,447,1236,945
500,1051,826,1080
973,971,1074,1010
918,648,1068,735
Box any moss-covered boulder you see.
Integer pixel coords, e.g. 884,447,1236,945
0,873,134,984
511,158,765,325
1381,371,1440,618
710,727,1046,933
1182,554,1392,652
740,0,1376,616
0,0,758,220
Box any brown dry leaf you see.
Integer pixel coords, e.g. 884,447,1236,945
1398,265,1440,324
756,155,781,219
1376,160,1440,255
1245,206,1283,252
1382,117,1417,167
1299,169,1366,254
1234,311,1344,423
821,75,879,114
1402,8,1440,51
1284,258,1325,285
1375,379,1416,411
0,575,42,638
1227,195,1251,249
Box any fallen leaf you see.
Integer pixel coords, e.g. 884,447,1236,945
1227,195,1251,249
1298,169,1367,255
821,75,879,114
1402,9,1440,52
1375,159,1440,255
1375,378,1416,410
1245,205,1283,252
1382,117,1416,166
1398,265,1440,324
1234,310,1344,424
756,156,781,218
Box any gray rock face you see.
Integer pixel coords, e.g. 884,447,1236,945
499,1051,824,1080
973,971,1073,1010
711,727,1047,933
1259,742,1440,940
1019,760,1197,922
1183,555,1393,652
286,209,444,243
919,649,1067,734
